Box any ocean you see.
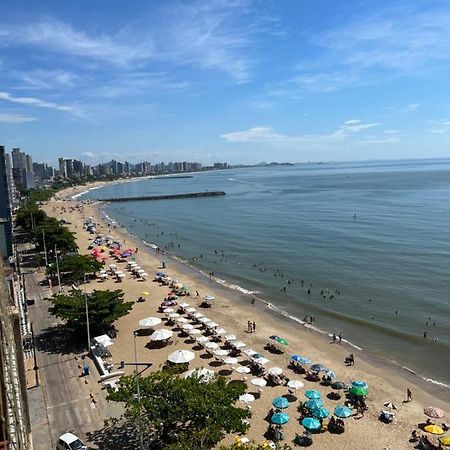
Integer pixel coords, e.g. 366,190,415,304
82,159,450,387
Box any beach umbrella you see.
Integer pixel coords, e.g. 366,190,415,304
268,367,283,376
151,329,173,341
225,334,237,341
272,397,289,409
251,378,267,387
189,329,201,336
156,271,166,277
168,349,195,364
109,264,117,269
253,356,270,365
291,355,311,365
424,407,445,419
275,337,288,346
205,342,219,350
186,307,196,313
139,317,161,328
179,302,190,308
199,317,211,324
224,357,239,365
206,322,219,329
334,405,352,418
271,412,289,425
193,313,204,319
425,425,445,435
196,336,209,344
204,295,215,301
301,417,321,432
439,436,450,446
331,381,346,390
287,380,304,390
214,328,227,335
305,399,323,410
163,308,174,313
312,407,329,419
141,291,150,296
269,335,280,340
324,369,336,379
232,341,247,349
184,368,215,383
310,364,326,372
167,313,180,319
176,317,188,324
213,349,229,357
239,393,255,404
235,366,251,374
383,402,397,410
183,324,194,331
140,272,148,279
305,390,321,400
349,386,368,397
352,380,368,389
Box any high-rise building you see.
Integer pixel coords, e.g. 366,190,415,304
72,160,83,177
0,147,13,258
25,154,33,172
58,157,66,178
11,148,26,170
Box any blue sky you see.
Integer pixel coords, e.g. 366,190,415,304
1,0,450,165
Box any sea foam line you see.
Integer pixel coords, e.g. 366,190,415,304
402,366,450,389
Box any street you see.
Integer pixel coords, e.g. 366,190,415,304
24,267,122,450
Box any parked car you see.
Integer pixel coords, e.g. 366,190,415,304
56,432,87,450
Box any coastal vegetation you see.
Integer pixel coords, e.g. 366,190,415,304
107,371,250,449
46,254,103,283
48,289,133,335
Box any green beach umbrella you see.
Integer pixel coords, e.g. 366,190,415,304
275,337,288,346
350,386,368,397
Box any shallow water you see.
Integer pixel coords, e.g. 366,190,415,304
83,159,450,386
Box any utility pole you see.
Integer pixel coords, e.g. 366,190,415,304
54,245,61,291
133,331,144,450
84,274,91,355
31,323,39,387
42,230,48,267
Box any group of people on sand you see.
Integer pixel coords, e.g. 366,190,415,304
247,321,256,333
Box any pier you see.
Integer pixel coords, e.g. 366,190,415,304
97,191,226,202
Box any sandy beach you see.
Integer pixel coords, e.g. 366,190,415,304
43,183,450,450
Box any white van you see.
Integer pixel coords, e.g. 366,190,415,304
56,432,87,450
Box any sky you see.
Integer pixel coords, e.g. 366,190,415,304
2,0,450,165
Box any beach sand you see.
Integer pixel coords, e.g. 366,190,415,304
43,184,449,450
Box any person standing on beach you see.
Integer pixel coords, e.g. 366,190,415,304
332,333,336,343
406,388,412,402
253,322,256,333
338,332,342,343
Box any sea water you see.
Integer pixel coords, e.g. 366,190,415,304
83,159,450,386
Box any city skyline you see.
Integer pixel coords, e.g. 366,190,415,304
2,1,450,164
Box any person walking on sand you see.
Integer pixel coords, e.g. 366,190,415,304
247,321,252,333
332,333,336,343
406,388,412,402
252,322,256,333
338,332,342,343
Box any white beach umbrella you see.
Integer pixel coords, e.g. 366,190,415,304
189,329,201,336
268,367,283,376
179,303,190,308
168,349,195,364
109,264,117,269
185,307,196,313
100,273,108,278
243,348,258,356
151,329,173,341
137,269,146,274
287,380,304,390
133,266,141,271
184,368,215,383
224,357,239,365
117,273,125,278
232,341,246,349
163,308,174,313
115,270,123,275
193,313,204,319
213,349,229,357
199,317,211,324
251,378,267,387
214,328,227,335
183,324,194,331
196,336,209,344
176,317,188,324
253,357,270,365
99,269,107,274
139,317,162,328
206,321,218,328
204,295,215,302
235,366,251,374
205,342,219,350
225,334,237,341
239,393,255,403
140,272,148,279
167,312,180,319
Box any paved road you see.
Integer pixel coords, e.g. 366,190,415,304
25,268,122,450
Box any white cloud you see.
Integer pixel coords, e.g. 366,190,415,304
0,113,37,123
221,120,382,145
16,69,77,90
0,91,74,112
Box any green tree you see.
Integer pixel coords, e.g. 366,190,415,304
49,289,133,334
34,217,78,254
108,371,250,449
46,254,103,283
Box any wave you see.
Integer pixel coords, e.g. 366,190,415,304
71,185,102,199
402,366,450,389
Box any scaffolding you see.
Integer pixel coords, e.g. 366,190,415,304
0,259,31,450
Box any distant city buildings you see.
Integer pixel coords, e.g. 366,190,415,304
0,147,13,258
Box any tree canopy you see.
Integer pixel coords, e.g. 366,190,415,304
34,217,78,254
49,289,133,334
46,254,102,283
108,371,250,449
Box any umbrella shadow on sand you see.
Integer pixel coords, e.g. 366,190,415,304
209,360,223,368
200,353,213,360
134,328,153,337
218,368,233,376
284,393,297,402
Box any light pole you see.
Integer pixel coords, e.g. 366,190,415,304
54,245,61,291
42,230,48,267
84,274,91,355
133,331,144,450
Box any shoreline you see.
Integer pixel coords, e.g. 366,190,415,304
46,182,449,449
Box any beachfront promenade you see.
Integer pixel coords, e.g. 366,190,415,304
97,190,226,202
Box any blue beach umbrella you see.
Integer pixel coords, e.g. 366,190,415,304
312,407,329,419
271,412,289,425
310,364,326,372
334,405,353,418
305,399,323,410
352,380,368,389
156,272,166,277
324,369,336,379
301,417,321,431
272,396,290,409
291,355,311,365
269,335,280,340
305,389,321,399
